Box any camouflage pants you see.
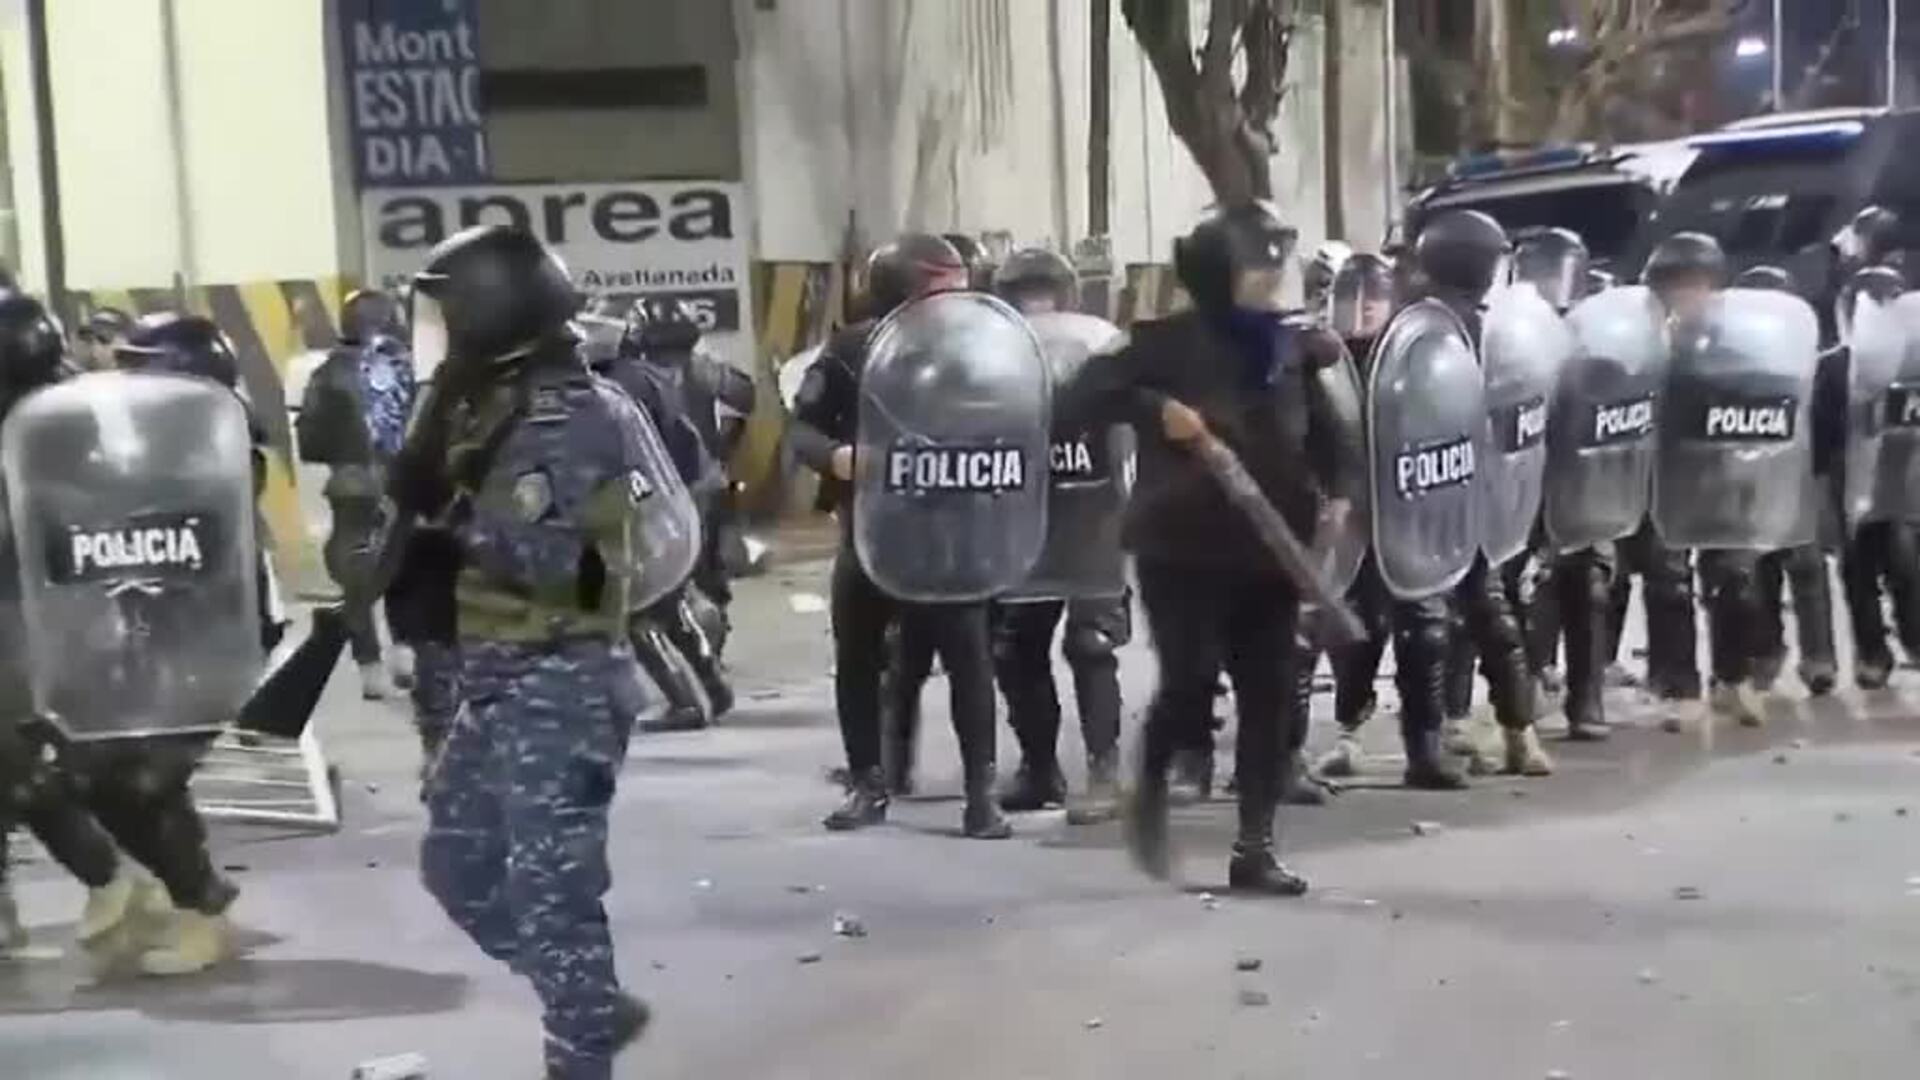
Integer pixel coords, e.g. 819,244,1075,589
0,722,119,891
408,641,461,760
420,639,645,1080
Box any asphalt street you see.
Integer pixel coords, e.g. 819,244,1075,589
5,543,1920,1079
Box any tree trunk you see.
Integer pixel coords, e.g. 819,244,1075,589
1475,0,1516,144
1322,4,1346,240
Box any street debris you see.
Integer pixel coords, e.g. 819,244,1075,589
1237,988,1270,1007
1084,1017,1104,1030
1637,968,1661,986
1772,753,1790,765
1199,892,1221,911
788,593,827,614
1235,956,1263,973
832,913,867,938
694,878,714,891
1410,820,1444,837
787,884,819,894
797,951,823,965
1836,811,1853,824
1672,885,1704,901
351,1053,430,1080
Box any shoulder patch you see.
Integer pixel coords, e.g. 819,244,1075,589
513,471,554,522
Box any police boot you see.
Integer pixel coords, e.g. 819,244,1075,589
1226,788,1306,896
1277,751,1332,806
1404,729,1468,790
823,767,890,831
357,661,392,701
1315,733,1364,779
959,727,1013,839
136,908,233,977
1169,746,1214,806
1856,656,1893,691
75,869,140,963
998,757,1066,812
1066,750,1120,825
1710,679,1764,728
882,718,917,797
1751,653,1785,695
1502,726,1554,777
1800,658,1838,698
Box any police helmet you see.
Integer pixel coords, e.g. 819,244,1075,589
628,294,704,354
341,288,405,346
992,247,1078,314
1511,227,1591,310
408,225,580,385
1303,240,1354,310
1731,265,1796,293
1843,205,1902,265
1326,252,1396,340
1173,202,1300,312
79,306,131,347
117,312,242,389
0,290,70,410
865,234,970,317
1412,210,1510,299
1642,232,1727,290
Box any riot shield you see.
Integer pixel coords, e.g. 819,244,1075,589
1871,293,1920,522
1368,299,1486,600
614,382,705,611
1841,291,1903,530
1653,288,1819,550
0,484,28,729
1003,311,1131,602
1478,283,1571,565
854,292,1051,602
1543,286,1667,552
2,371,262,741
1310,343,1372,595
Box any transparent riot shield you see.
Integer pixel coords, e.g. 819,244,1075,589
1872,293,1920,522
1478,283,1571,565
614,382,705,611
0,483,28,729
2,372,262,741
1310,343,1372,595
854,292,1051,602
1368,299,1486,600
1842,291,1903,530
1004,311,1130,602
1653,288,1819,550
1543,286,1667,552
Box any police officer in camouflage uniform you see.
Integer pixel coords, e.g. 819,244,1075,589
405,226,652,1079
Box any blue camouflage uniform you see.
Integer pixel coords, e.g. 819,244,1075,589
419,355,653,1080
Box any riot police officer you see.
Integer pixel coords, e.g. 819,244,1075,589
1833,264,1920,687
1416,211,1556,777
404,226,662,1078
1732,265,1839,697
1313,253,1404,783
1513,227,1620,742
298,288,413,701
791,234,1015,840
1063,202,1365,894
1608,234,1717,713
0,291,155,966
988,247,1132,820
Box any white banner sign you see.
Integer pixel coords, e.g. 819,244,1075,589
359,180,750,333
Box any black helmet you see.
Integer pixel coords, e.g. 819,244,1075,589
116,312,241,388
77,306,130,346
992,247,1078,313
865,234,970,316
0,290,70,411
1836,264,1908,343
1643,232,1727,290
627,294,704,354
1842,205,1902,265
1731,264,1796,292
1326,252,1395,339
1412,210,1510,298
1511,227,1590,310
341,288,404,346
409,225,580,383
1303,241,1354,310
1173,202,1300,312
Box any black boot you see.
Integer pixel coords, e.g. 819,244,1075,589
1404,729,1468,790
1169,746,1214,805
1067,749,1120,825
1127,734,1174,879
964,771,1014,839
1395,600,1468,790
1560,550,1613,742
998,758,1067,812
823,768,890,831
1227,804,1307,897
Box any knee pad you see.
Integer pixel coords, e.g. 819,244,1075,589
1062,624,1119,668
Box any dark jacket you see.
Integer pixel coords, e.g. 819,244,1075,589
1062,309,1365,578
788,320,876,516
298,346,375,467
